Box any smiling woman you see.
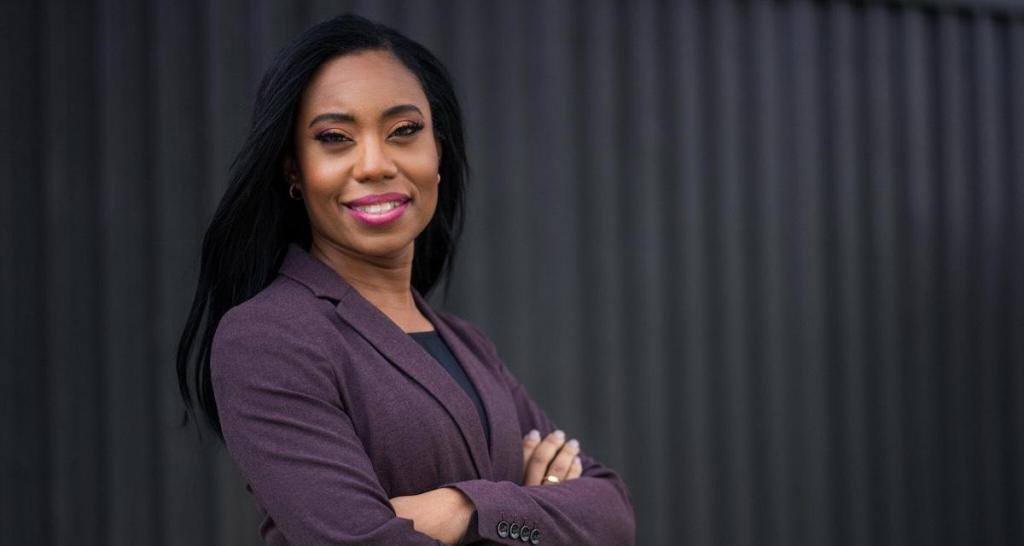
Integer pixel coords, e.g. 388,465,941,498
286,50,445,321
175,13,635,546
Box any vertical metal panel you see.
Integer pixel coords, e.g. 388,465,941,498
668,2,715,544
790,3,832,544
828,4,871,545
710,2,754,545
98,0,159,543
478,0,536,410
204,0,257,208
0,1,48,544
972,14,1010,546
620,1,670,544
575,0,628,495
864,6,910,545
749,3,795,545
42,0,103,543
447,0,490,322
4,1,1024,545
152,1,216,545
1009,21,1024,545
900,7,940,546
531,0,583,431
937,12,974,546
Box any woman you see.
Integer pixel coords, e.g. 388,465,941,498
176,13,634,546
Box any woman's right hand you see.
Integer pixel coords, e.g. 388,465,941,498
521,429,583,486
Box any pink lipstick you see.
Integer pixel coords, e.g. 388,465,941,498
342,192,411,226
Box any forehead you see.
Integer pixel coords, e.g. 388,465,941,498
299,49,428,118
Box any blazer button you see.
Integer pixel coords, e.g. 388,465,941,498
509,521,522,539
519,525,532,542
497,520,510,538
530,528,541,544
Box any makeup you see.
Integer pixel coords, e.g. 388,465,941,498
343,192,411,226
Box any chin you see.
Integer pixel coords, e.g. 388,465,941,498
350,235,418,259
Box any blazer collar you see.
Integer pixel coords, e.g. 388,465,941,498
279,242,354,302
278,242,496,479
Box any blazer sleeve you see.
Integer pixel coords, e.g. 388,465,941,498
443,322,636,546
210,306,444,546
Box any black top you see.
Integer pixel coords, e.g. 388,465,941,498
408,329,491,448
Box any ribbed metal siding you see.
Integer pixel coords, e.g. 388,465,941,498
1,1,1021,545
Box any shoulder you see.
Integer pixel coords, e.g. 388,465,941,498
211,275,342,385
216,274,338,342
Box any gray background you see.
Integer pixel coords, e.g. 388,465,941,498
2,0,1022,545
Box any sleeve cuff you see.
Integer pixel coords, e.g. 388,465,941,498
445,480,548,545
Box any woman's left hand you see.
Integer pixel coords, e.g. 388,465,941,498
389,487,475,545
521,429,584,486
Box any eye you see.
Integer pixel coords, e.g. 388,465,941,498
391,121,424,138
314,131,350,144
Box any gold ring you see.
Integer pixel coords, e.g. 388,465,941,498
544,475,560,484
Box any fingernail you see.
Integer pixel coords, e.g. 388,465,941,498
574,456,581,465
567,439,579,449
553,429,565,440
525,429,540,441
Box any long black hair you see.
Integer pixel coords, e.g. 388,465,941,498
176,13,468,441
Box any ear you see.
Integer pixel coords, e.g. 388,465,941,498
282,154,300,182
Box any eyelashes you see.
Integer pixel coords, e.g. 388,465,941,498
391,121,425,137
314,132,349,144
314,121,425,144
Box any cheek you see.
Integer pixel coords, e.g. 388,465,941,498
297,150,347,207
405,155,440,207
415,174,440,212
300,152,344,189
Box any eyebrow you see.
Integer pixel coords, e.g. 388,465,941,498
307,104,423,128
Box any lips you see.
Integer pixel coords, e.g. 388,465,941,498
342,192,412,226
348,200,406,214
343,192,411,208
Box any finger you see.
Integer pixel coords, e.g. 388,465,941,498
520,429,541,480
566,455,583,480
524,430,565,485
543,438,580,484
524,430,567,486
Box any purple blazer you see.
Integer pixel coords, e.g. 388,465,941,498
210,243,636,545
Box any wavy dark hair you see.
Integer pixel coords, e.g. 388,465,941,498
176,13,468,441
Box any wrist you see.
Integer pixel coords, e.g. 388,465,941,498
446,486,475,527
444,487,476,543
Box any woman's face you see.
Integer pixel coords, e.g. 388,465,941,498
287,49,441,264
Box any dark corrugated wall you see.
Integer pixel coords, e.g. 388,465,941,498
1,1,1021,545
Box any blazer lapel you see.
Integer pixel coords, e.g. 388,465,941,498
412,289,510,468
278,243,494,479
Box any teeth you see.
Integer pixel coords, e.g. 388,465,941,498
352,200,404,214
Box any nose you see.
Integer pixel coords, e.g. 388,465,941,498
352,136,398,182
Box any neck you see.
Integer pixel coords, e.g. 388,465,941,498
309,236,416,313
